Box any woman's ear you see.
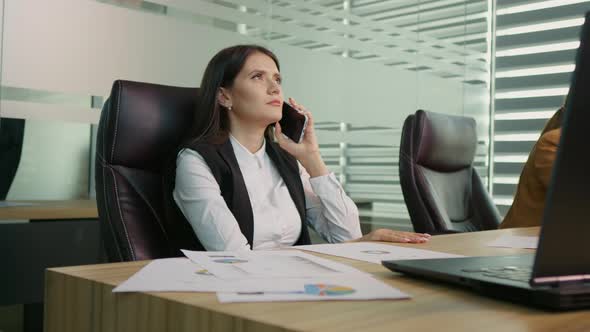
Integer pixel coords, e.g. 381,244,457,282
217,88,232,109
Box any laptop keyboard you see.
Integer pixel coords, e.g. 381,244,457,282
461,266,532,283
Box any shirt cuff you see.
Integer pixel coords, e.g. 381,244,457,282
308,172,343,197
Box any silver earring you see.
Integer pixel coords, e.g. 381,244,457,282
227,105,232,111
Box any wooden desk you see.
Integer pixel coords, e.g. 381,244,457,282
1,199,101,306
0,199,98,220
45,227,590,332
1,199,101,331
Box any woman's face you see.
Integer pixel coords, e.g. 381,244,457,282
219,52,283,128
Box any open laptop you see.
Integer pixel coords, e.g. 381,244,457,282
382,12,590,310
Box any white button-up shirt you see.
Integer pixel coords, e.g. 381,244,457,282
173,135,362,251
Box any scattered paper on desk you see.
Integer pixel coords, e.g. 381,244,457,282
0,201,39,207
113,258,316,293
217,275,410,303
488,235,538,249
296,242,463,264
114,255,411,304
182,249,366,280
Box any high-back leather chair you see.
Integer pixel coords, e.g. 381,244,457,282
95,80,198,262
399,110,500,234
0,118,25,200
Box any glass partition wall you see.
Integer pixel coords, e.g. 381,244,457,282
1,0,492,231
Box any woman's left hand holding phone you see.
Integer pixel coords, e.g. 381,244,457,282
275,97,329,178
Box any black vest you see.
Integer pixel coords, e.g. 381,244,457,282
164,137,311,251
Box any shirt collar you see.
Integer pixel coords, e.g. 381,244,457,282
229,134,266,168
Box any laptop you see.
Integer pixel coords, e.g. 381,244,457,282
382,12,590,310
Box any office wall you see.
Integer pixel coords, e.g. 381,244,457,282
2,1,482,122
1,0,491,227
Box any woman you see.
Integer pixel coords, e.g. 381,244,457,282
167,45,430,251
499,107,563,229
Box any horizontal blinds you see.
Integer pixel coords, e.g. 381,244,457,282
492,0,590,214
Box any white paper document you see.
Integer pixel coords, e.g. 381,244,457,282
488,235,538,249
0,201,39,207
217,275,410,303
113,258,319,293
296,242,463,264
114,256,411,303
182,249,366,279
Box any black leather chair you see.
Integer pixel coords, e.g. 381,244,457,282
0,118,25,199
399,110,500,234
95,80,198,262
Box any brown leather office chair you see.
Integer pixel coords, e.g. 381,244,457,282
95,80,198,262
399,110,500,234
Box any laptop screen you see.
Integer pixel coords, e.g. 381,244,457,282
532,12,590,284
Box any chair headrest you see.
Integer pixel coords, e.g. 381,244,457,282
97,80,198,172
413,110,477,172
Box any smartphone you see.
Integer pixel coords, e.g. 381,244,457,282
279,102,308,143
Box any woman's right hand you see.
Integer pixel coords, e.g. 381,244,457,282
275,98,329,177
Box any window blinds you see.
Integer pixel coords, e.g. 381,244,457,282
492,0,589,215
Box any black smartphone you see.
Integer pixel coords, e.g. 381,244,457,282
279,102,308,143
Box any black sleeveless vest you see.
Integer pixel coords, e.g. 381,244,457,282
164,137,311,252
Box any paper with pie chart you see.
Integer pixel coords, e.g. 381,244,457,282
296,242,463,264
181,249,367,280
216,275,410,303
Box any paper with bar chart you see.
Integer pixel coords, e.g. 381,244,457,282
181,249,367,279
113,258,308,293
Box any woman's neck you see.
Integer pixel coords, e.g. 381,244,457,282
229,123,266,153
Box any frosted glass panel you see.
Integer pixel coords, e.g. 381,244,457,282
5,120,91,200
0,0,491,231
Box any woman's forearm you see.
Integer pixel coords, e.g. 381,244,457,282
298,151,329,178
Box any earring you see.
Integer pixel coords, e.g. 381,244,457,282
227,105,232,111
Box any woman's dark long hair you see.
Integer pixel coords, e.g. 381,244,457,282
185,44,280,146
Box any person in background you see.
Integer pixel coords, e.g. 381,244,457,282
165,44,431,251
499,106,564,229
